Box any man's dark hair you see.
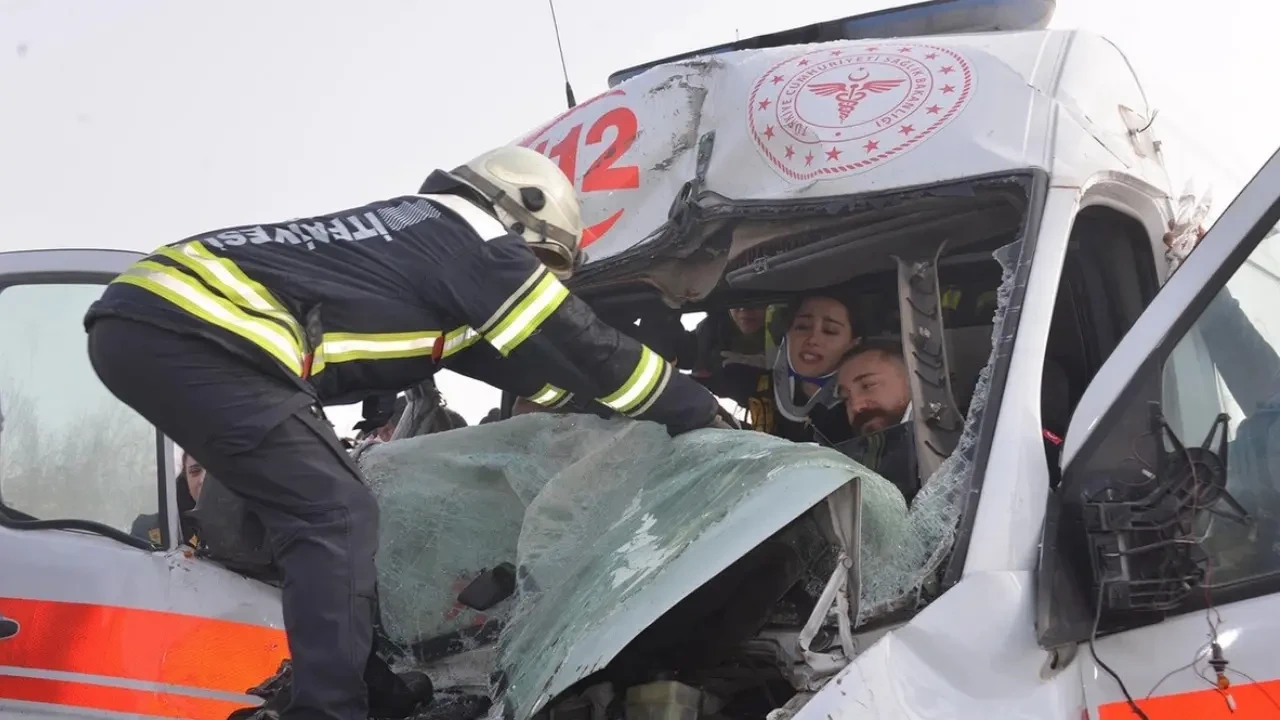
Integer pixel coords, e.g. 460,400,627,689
842,336,905,365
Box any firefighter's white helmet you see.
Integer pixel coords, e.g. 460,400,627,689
449,145,584,279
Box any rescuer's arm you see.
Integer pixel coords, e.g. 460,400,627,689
429,233,720,435
444,340,609,417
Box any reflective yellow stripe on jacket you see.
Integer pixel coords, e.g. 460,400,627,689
528,383,573,409
309,327,480,375
114,261,307,375
115,242,484,378
598,345,672,417
156,242,307,351
478,268,570,356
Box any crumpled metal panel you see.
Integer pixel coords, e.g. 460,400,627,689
360,413,908,720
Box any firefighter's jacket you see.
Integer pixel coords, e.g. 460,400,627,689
83,174,718,435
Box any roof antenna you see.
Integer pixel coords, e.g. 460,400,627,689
547,0,576,108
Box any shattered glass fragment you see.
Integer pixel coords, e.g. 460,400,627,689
856,239,1025,623
361,413,905,720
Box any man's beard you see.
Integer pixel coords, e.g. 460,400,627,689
852,408,898,434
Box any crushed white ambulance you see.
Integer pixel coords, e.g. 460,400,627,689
4,0,1280,718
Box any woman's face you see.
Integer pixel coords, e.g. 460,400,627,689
787,297,858,378
183,454,205,502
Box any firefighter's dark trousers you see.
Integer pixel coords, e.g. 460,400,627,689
87,317,378,720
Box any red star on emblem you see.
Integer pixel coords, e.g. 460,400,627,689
866,46,879,52
771,74,784,84
759,98,772,110
784,145,795,160
925,52,938,60
804,151,815,166
826,146,842,161
940,65,955,74
899,125,915,135
863,140,879,153
798,58,809,66
941,85,955,94
926,104,942,114
831,49,843,56
764,125,775,139
899,46,912,52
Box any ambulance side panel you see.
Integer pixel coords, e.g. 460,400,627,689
0,249,286,720
1059,150,1280,719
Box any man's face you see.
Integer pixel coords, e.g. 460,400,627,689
837,350,910,434
729,307,766,335
183,454,206,501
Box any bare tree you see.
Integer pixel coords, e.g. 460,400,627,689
1,386,156,531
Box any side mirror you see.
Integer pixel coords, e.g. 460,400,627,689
1037,398,1251,647
1079,405,1247,614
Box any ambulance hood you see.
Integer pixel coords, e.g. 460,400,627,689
361,413,911,720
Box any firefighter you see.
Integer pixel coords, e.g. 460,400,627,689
82,145,724,720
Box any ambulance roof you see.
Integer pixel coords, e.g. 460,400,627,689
512,27,1152,273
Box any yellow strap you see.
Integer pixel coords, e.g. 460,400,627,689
941,287,963,312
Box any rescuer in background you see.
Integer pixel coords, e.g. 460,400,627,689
81,145,723,720
129,450,203,545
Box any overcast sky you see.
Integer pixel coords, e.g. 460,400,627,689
3,0,1277,434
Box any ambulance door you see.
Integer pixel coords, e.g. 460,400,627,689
1038,147,1280,718
0,248,286,720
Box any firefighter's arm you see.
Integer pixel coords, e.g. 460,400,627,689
444,340,606,416
435,235,719,435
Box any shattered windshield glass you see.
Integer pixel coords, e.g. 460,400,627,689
362,413,907,718
856,240,1022,622
361,240,1023,719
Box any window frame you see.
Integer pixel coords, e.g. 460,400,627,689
938,169,1050,590
0,249,174,551
1051,207,1162,402
575,170,1053,620
1037,147,1280,646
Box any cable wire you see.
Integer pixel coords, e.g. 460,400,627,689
1227,668,1280,713
545,0,576,108
1089,578,1151,720
1145,642,1210,700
